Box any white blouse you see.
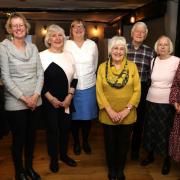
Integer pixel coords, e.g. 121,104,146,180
64,39,98,90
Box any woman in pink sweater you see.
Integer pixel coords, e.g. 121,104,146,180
141,35,180,175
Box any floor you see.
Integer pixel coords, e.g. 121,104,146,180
0,121,180,180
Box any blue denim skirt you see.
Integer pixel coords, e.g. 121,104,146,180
72,86,97,120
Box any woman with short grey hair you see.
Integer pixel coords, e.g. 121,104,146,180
96,36,141,180
44,24,66,48
40,24,78,173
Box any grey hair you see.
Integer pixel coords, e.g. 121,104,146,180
44,24,66,48
154,35,174,55
131,21,148,38
108,36,127,55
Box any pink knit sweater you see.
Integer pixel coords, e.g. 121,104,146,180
146,56,180,104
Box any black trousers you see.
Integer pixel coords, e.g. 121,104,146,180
103,124,132,178
131,82,149,155
71,120,92,145
8,108,39,174
45,105,71,159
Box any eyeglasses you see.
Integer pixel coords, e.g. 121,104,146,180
11,24,25,29
72,25,84,30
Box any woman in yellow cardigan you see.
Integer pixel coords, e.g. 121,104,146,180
96,36,141,180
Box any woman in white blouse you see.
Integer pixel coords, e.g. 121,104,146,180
40,24,78,173
141,35,180,175
64,19,98,155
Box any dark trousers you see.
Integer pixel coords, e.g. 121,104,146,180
103,124,132,177
45,105,71,159
8,108,39,174
71,120,91,145
131,82,149,155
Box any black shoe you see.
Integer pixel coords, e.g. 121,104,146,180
73,144,81,155
15,172,29,180
117,176,126,180
117,172,125,180
108,174,116,180
161,158,171,175
141,156,154,166
61,156,77,167
49,158,59,173
108,177,116,180
26,168,41,180
83,142,91,154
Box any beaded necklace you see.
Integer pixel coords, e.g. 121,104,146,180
105,57,129,89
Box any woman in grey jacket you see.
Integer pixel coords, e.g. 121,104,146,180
0,13,44,180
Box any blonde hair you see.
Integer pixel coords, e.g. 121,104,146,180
131,21,148,39
69,19,87,40
44,24,66,48
5,12,30,35
154,35,174,55
108,36,127,56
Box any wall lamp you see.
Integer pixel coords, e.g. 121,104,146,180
41,25,47,36
92,25,99,37
130,12,136,24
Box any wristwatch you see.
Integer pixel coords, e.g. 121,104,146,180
126,106,132,111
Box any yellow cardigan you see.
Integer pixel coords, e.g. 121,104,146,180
96,59,141,125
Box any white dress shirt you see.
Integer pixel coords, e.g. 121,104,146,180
64,39,98,90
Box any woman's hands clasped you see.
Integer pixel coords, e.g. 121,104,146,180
20,93,39,111
105,106,130,123
50,94,73,109
50,96,63,109
44,91,73,109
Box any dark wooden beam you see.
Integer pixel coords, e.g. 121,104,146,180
0,7,130,13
